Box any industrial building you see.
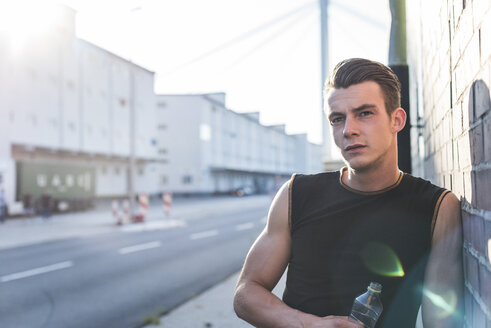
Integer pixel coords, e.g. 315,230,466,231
0,5,160,214
0,5,323,215
156,93,323,195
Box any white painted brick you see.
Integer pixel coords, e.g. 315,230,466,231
473,0,491,31
464,31,482,81
462,87,472,127
453,101,463,137
454,0,464,24
480,10,491,64
453,138,460,172
459,133,472,169
463,170,473,203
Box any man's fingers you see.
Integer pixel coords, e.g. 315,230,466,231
324,316,364,327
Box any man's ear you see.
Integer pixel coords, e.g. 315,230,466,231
391,107,407,133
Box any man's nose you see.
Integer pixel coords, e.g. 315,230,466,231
343,116,359,137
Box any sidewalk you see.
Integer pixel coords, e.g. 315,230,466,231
144,271,286,328
0,195,271,250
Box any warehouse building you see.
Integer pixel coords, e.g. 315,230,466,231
0,5,160,213
155,93,323,195
0,4,323,214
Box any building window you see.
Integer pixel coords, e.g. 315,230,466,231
157,102,167,108
138,167,144,176
66,80,75,90
160,175,168,185
101,166,107,175
114,166,120,175
27,67,37,80
158,124,167,130
200,124,211,141
182,175,192,184
48,73,57,85
158,148,168,155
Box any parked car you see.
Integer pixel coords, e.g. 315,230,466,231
232,186,255,197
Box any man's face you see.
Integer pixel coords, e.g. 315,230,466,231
326,81,397,172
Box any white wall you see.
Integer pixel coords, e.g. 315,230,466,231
156,93,324,194
0,5,160,205
156,95,203,193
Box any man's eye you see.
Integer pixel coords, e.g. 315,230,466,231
359,111,372,117
330,117,343,124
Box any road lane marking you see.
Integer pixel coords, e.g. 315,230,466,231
1,261,73,283
235,222,255,231
190,230,218,240
118,241,162,255
120,220,186,232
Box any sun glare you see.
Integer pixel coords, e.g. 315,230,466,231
422,288,458,318
0,0,64,54
360,241,405,277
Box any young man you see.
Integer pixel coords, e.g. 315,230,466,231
234,58,463,328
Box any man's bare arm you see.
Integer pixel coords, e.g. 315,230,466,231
233,181,362,328
422,192,464,328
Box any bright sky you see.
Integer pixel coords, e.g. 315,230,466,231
8,0,392,145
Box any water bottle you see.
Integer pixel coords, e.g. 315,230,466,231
349,282,383,328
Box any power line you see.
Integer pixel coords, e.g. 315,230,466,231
224,6,316,71
162,1,316,76
329,0,387,31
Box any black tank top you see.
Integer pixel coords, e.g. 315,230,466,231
283,169,449,328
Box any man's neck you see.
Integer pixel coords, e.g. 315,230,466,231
342,165,401,192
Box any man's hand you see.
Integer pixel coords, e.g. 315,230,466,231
308,316,364,328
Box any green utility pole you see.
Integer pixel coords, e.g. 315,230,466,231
389,0,411,173
320,0,331,161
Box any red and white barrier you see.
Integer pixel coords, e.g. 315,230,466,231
122,199,130,224
134,193,149,223
112,200,121,225
163,192,172,217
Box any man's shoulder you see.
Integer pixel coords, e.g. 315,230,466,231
402,172,446,192
291,170,340,196
293,170,339,180
293,170,339,186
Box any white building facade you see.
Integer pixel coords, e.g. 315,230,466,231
0,6,159,213
0,4,323,213
156,93,323,194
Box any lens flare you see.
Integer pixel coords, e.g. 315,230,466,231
422,288,457,318
488,238,491,265
360,242,405,277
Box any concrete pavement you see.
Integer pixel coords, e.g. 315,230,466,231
143,271,286,328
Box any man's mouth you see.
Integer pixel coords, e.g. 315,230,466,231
345,144,366,151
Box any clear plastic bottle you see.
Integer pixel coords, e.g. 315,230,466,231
349,282,383,328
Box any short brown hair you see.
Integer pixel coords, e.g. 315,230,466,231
324,58,401,114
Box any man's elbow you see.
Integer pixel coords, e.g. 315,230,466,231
233,285,248,320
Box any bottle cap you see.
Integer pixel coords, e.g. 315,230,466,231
368,282,382,293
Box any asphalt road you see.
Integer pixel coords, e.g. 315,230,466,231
0,199,269,328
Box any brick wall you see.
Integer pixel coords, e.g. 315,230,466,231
407,0,491,326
